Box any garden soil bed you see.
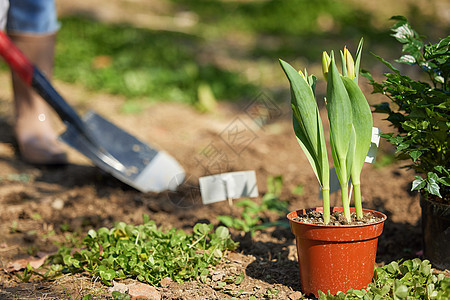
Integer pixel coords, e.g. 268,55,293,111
1,72,447,299
1,1,449,298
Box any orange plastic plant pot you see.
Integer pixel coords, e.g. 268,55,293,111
287,207,387,297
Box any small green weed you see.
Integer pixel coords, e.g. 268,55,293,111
31,213,42,221
51,215,238,286
0,173,32,183
111,291,130,300
217,176,289,235
15,263,48,283
373,153,396,169
10,220,19,233
206,272,246,297
292,184,304,196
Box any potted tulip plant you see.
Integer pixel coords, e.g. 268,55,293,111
364,17,449,269
279,39,387,297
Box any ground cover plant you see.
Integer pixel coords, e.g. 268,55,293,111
49,215,238,286
364,16,450,203
12,219,449,299
318,259,450,299
217,175,289,235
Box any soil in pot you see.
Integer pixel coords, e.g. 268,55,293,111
293,210,385,226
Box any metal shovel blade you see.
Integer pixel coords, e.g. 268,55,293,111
60,111,185,193
0,31,184,193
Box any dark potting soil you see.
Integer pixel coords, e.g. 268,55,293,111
294,210,384,226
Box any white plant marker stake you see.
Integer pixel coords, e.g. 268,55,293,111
222,173,237,209
199,171,259,206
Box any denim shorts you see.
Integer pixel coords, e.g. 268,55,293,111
6,0,59,34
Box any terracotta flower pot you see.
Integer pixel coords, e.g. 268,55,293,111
287,207,387,297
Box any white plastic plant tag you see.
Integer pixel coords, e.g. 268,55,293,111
365,127,380,163
221,173,237,199
199,171,259,205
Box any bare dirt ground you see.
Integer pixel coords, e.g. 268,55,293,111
1,1,449,299
0,72,432,299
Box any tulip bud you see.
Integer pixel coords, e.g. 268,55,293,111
322,51,331,81
343,46,355,79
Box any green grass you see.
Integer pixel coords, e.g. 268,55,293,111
51,1,394,106
169,0,394,61
1,0,444,108
54,16,257,104
172,0,354,35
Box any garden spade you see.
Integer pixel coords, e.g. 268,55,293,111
0,31,185,193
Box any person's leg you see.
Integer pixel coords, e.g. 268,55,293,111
7,0,67,164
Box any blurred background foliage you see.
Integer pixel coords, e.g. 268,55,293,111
55,17,258,105
5,0,450,107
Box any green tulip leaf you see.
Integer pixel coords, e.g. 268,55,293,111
280,59,331,222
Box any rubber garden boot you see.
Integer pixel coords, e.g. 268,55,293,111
9,32,67,165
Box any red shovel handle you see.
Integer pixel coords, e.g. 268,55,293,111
0,31,34,85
